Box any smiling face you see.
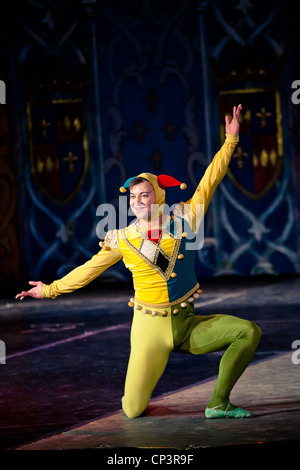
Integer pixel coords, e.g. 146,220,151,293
129,180,157,220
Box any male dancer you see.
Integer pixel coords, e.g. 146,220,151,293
16,104,261,419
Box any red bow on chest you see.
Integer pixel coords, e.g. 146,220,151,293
147,228,162,244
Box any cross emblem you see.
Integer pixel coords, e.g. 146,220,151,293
233,145,249,169
134,119,147,143
145,89,159,112
255,106,272,128
149,148,164,171
162,117,177,141
38,118,51,139
63,151,79,173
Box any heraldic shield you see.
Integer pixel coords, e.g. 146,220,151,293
27,99,89,205
219,89,283,200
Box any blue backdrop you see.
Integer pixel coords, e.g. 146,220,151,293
2,0,299,284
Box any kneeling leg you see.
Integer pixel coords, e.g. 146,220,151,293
122,312,173,418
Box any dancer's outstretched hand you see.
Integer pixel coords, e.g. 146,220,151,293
225,104,242,135
15,281,44,300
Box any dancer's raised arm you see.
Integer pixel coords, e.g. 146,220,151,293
176,104,242,232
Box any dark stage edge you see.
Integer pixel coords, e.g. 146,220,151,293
1,275,299,456
15,351,300,451
13,278,299,451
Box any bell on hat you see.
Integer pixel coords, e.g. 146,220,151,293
119,176,137,193
157,175,187,190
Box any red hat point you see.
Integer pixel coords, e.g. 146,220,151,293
157,174,186,190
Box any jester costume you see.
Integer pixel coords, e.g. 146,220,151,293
42,134,261,419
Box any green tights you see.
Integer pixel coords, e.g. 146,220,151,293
122,302,261,418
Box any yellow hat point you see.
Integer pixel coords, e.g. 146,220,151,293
180,183,187,190
119,186,127,193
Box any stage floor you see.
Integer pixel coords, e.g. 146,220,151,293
0,275,299,452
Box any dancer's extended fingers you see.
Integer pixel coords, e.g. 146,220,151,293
15,292,26,300
235,104,242,119
15,290,33,300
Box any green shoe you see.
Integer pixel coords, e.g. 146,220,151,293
205,402,253,419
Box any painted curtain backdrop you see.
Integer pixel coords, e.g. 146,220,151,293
1,0,299,284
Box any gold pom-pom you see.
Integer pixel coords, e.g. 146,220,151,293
180,183,187,190
119,186,127,193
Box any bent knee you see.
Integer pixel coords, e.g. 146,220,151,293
244,321,261,346
251,321,261,342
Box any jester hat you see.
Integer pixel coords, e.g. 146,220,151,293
120,172,186,207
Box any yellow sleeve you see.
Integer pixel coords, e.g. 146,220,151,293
175,134,239,232
42,247,122,299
